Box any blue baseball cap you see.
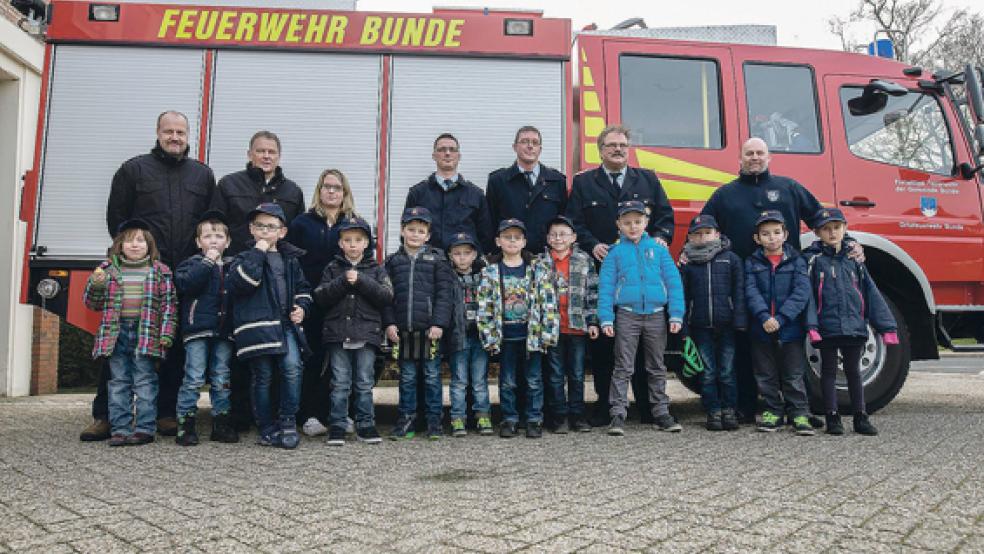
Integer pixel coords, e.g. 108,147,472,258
811,208,847,229
448,232,480,250
497,218,527,235
617,200,648,217
248,203,287,225
755,209,786,227
401,206,432,225
337,216,372,237
688,214,719,233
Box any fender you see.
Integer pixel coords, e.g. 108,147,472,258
799,230,935,314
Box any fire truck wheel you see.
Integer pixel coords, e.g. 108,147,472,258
805,296,910,414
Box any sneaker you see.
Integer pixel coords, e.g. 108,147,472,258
705,411,723,431
126,432,154,446
792,415,816,436
427,422,443,441
654,414,682,433
757,411,782,432
346,417,356,435
721,409,739,431
825,414,845,435
526,421,543,438
210,414,240,443
389,416,416,440
608,415,626,436
326,426,346,446
80,419,111,442
108,433,128,447
302,417,328,437
477,415,494,436
256,427,281,447
571,417,592,433
808,414,826,429
175,415,198,446
853,413,879,436
499,421,518,438
356,426,383,444
552,420,570,434
157,417,178,437
450,418,467,438
279,418,300,449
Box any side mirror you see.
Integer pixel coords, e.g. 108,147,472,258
848,80,908,116
965,65,984,125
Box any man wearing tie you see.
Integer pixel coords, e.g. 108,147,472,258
486,126,568,255
566,124,675,426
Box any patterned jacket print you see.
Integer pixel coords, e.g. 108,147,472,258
475,252,560,355
84,257,177,359
536,246,599,333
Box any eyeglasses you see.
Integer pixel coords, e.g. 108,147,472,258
322,185,344,193
602,142,630,150
250,222,282,231
435,146,459,153
498,234,525,242
547,232,573,239
516,139,541,147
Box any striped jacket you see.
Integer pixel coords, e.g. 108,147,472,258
475,252,559,355
536,246,599,333
83,257,177,359
227,240,313,360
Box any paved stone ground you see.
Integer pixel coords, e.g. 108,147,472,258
2,370,984,553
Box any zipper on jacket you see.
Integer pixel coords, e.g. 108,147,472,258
817,272,824,314
407,254,417,330
707,263,713,323
189,298,198,326
852,272,865,318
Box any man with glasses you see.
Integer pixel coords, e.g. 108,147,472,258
486,126,568,255
404,133,493,254
566,124,675,427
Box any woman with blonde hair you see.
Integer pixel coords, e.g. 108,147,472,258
288,168,360,436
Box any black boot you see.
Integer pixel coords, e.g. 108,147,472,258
721,408,739,431
210,413,240,443
825,414,844,435
853,413,879,436
175,414,199,446
705,411,723,431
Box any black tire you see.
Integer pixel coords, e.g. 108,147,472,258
805,296,910,414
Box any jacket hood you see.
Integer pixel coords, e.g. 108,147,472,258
151,143,189,165
246,163,285,186
738,168,771,185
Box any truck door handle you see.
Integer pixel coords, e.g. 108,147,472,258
840,199,876,208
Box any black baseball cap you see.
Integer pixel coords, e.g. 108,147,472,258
688,214,719,233
337,216,372,237
497,218,527,235
197,209,228,226
617,200,647,217
448,232,480,250
401,206,432,225
811,208,847,229
547,214,576,232
248,203,287,225
755,210,786,227
116,218,150,235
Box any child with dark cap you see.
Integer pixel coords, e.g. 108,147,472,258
744,210,813,435
679,214,746,431
804,208,898,436
227,203,313,449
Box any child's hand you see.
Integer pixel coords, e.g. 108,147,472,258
808,329,822,344
160,336,172,348
883,331,899,345
205,247,221,262
602,325,614,337
254,239,270,252
763,317,780,333
588,326,599,339
91,267,107,285
290,305,304,324
427,326,443,341
386,325,399,343
346,269,358,285
669,322,681,334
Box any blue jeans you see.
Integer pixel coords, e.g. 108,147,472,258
108,320,159,435
449,334,490,419
328,344,377,429
546,333,587,420
249,329,303,434
499,340,543,424
176,337,233,417
398,356,443,425
692,327,737,413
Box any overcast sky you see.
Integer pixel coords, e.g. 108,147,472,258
358,0,975,51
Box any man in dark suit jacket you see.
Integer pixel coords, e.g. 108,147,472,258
566,124,676,426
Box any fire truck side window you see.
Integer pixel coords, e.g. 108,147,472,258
839,87,955,175
743,64,821,153
619,55,723,149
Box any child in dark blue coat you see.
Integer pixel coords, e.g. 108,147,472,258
680,214,746,431
744,210,813,435
805,208,898,436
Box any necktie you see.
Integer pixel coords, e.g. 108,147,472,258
524,171,535,188
444,179,454,190
610,172,622,190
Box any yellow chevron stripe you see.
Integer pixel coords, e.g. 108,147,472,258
635,149,734,184
584,143,600,164
582,66,594,87
584,116,605,138
583,91,600,112
580,48,586,63
660,179,718,201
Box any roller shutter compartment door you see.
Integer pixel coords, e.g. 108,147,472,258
207,51,382,228
36,46,204,259
385,56,565,254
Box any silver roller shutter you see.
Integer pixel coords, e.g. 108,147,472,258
207,51,381,229
36,46,204,259
385,56,565,254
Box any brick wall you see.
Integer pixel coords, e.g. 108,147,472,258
31,307,59,395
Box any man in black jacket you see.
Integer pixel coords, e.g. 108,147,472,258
486,126,568,255
82,111,216,442
210,131,305,255
404,133,494,254
566,124,675,426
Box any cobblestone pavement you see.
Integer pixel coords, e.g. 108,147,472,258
2,370,984,553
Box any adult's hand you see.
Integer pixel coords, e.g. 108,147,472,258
592,243,609,261
386,325,399,343
847,241,865,263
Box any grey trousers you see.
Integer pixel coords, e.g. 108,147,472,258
609,310,670,418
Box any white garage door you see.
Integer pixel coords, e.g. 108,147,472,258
384,56,566,254
207,50,382,228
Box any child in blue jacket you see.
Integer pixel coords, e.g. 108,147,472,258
744,210,813,435
598,201,684,436
805,208,898,436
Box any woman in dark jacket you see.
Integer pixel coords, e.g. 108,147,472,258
286,169,358,436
